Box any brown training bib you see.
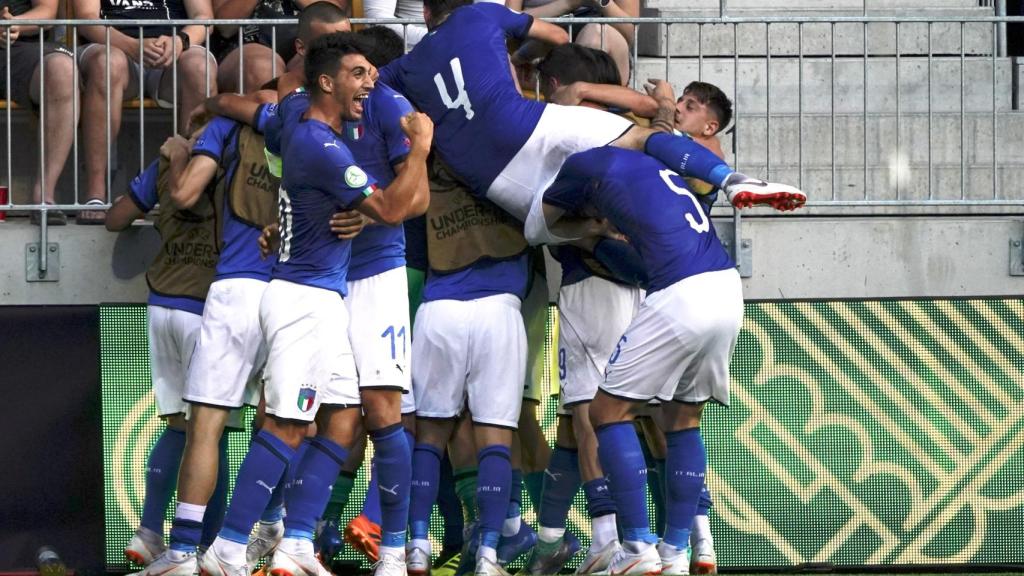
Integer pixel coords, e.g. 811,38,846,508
426,155,528,273
146,156,219,302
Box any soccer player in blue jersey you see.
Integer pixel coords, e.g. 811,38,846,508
328,25,420,569
516,44,643,576
378,0,805,247
106,134,221,573
404,178,532,576
541,148,744,576
200,33,433,576
120,98,281,576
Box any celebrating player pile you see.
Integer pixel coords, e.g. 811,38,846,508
113,1,806,576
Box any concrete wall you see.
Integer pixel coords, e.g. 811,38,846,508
1,215,1021,305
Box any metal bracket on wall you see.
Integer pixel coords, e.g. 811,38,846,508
1011,235,1024,277
26,243,60,282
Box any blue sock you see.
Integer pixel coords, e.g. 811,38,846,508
409,443,443,541
644,132,734,189
282,436,349,541
507,469,523,519
363,461,382,525
663,428,706,550
140,427,186,535
437,450,464,550
200,435,230,547
262,439,308,524
524,471,545,510
219,429,296,545
371,423,412,548
595,422,655,546
583,477,616,520
697,483,713,516
651,458,667,537
476,445,512,550
538,446,581,530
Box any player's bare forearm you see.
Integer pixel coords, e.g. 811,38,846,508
104,195,144,231
365,148,430,226
169,154,218,210
650,97,675,132
575,82,658,117
203,92,272,126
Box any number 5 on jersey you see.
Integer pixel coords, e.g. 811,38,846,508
434,57,475,120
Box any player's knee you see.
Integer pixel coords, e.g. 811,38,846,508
661,400,704,432
361,389,402,431
473,423,514,451
588,390,633,429
263,414,312,448
165,412,187,431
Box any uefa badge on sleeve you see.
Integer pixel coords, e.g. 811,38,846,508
344,166,369,189
297,387,317,412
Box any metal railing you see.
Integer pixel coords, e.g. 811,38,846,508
2,14,1022,220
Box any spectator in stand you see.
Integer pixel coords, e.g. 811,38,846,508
210,0,349,94
364,0,426,49
74,0,217,224
0,0,77,225
506,0,637,85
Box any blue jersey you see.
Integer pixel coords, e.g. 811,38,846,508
129,161,206,316
343,83,413,281
423,252,530,303
403,215,427,272
549,245,603,288
379,3,543,195
192,105,279,282
265,89,309,160
272,100,378,294
543,148,734,293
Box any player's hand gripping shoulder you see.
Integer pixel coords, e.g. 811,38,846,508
399,112,434,155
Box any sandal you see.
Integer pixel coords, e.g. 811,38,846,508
30,205,68,226
76,199,107,225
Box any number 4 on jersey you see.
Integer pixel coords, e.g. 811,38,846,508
434,57,475,120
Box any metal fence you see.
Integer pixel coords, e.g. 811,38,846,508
1,14,1022,223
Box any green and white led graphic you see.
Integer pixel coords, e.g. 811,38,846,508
100,299,1024,570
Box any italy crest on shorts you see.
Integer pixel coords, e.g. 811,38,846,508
297,387,317,412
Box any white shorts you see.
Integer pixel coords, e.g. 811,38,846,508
260,279,360,422
601,269,744,405
558,277,643,412
411,293,527,428
346,266,413,396
488,105,633,240
184,278,268,409
148,305,202,417
522,273,549,404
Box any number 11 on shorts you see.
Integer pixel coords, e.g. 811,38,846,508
381,325,407,360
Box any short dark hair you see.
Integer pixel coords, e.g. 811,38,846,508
424,0,471,28
298,1,350,45
357,26,406,67
681,81,732,134
537,44,621,87
304,32,369,94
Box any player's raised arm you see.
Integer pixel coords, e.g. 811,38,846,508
355,112,434,226
554,81,659,118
